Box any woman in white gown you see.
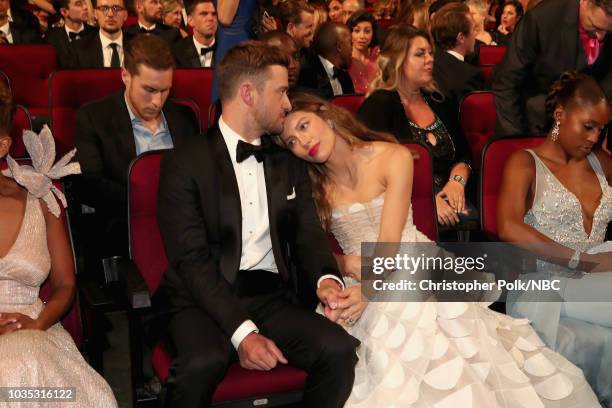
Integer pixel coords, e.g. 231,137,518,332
0,84,117,407
497,72,612,406
276,92,600,407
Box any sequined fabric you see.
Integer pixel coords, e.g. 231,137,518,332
330,194,599,407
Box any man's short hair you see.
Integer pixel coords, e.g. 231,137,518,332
124,34,176,75
54,0,71,12
259,30,296,47
278,0,314,29
187,0,214,15
314,21,346,56
217,40,289,102
592,0,612,15
431,2,471,50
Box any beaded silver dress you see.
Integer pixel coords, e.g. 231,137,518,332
0,127,117,407
329,193,599,407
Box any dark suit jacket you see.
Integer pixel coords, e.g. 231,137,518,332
124,23,181,45
74,91,199,214
297,54,355,100
493,0,612,136
172,36,215,68
434,49,486,107
45,25,97,68
156,127,342,337
73,31,133,68
6,22,42,44
358,89,472,180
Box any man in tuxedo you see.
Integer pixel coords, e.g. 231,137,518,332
75,34,198,259
157,41,359,408
260,31,301,90
124,0,180,44
0,0,41,43
431,3,485,107
493,0,612,136
298,22,355,100
46,0,96,67
72,0,128,67
278,0,314,50
172,0,217,68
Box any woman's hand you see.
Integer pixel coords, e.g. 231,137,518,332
336,285,368,325
0,313,43,335
498,24,509,35
261,14,278,32
342,255,362,281
440,179,466,214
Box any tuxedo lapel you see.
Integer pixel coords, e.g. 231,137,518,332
163,103,183,144
210,127,242,283
188,41,202,67
94,35,105,67
562,6,586,70
111,93,137,159
313,57,334,99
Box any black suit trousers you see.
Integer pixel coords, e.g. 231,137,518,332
165,271,359,408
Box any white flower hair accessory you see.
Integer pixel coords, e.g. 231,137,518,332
1,125,81,218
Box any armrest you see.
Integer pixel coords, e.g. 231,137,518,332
114,257,152,310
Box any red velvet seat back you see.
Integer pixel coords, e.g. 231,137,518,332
128,152,167,294
459,91,496,170
0,45,56,117
0,70,8,89
330,94,365,115
10,106,32,158
0,159,83,348
480,136,544,236
124,14,139,27
478,45,507,66
49,69,123,156
171,69,213,132
404,143,437,241
376,18,396,29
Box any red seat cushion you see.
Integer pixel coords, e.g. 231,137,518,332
459,92,496,170
152,342,307,403
405,143,437,241
330,94,365,116
480,136,544,236
171,69,213,132
10,106,32,158
478,45,507,66
0,45,56,117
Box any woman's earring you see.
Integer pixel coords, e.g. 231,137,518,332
551,120,560,142
327,119,335,129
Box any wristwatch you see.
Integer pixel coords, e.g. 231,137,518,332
450,174,466,187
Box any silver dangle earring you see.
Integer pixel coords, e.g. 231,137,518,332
327,119,334,129
551,120,560,142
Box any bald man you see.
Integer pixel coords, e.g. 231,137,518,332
260,31,301,88
342,0,363,23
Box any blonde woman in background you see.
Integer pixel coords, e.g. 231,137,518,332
163,0,188,37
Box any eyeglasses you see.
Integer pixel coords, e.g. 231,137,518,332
95,5,125,14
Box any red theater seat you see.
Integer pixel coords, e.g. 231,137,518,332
126,152,307,407
0,70,8,89
330,94,365,115
404,142,438,241
10,106,33,158
49,69,124,156
376,18,396,29
459,91,496,170
480,136,545,237
478,45,507,84
171,68,213,131
0,45,56,118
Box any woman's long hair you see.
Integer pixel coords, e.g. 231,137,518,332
368,25,442,99
275,92,397,230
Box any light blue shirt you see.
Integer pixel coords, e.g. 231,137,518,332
125,96,174,156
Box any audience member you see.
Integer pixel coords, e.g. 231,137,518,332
162,0,188,37
408,2,431,32
74,34,198,260
156,40,358,408
172,0,217,67
497,0,523,35
278,0,314,50
466,0,508,45
298,21,354,99
311,3,327,36
124,0,181,44
346,10,379,94
46,0,96,67
431,2,485,106
493,0,612,136
359,25,475,227
260,30,301,90
0,0,42,43
341,0,362,23
327,0,343,22
72,0,128,67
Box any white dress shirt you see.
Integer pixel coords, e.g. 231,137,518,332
138,22,156,31
318,55,343,96
0,21,13,44
65,23,85,42
193,37,215,68
446,49,465,62
99,31,123,67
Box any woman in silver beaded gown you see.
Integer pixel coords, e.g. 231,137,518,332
0,85,117,407
498,72,612,405
276,92,600,407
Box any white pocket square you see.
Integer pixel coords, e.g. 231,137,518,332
287,187,296,200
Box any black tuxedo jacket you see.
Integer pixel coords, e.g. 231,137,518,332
156,126,342,337
124,23,181,45
172,36,215,68
72,31,134,68
45,25,97,68
297,54,355,100
434,49,486,107
5,22,41,44
493,0,612,136
74,91,199,214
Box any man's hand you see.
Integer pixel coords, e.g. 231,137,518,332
238,332,287,371
317,278,345,322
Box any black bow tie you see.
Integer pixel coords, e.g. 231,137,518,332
140,27,155,33
236,140,267,163
200,43,216,55
68,31,83,41
332,67,341,79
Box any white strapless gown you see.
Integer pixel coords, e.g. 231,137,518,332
330,194,599,408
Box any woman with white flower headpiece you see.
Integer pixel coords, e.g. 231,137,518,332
0,85,117,406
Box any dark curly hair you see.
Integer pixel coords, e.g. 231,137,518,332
346,10,379,48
